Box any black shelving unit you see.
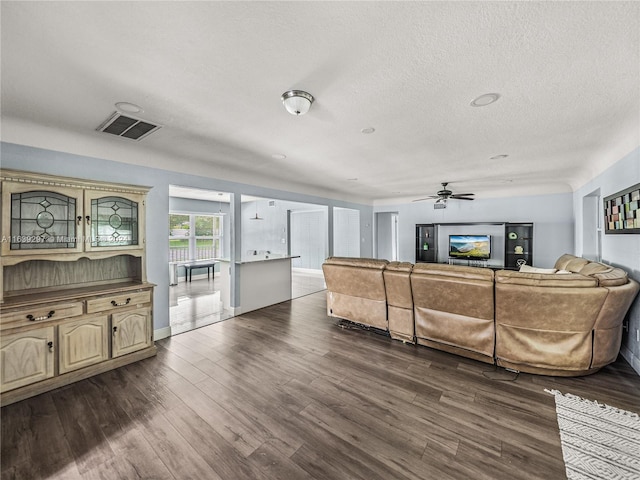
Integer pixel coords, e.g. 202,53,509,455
415,224,437,263
504,222,533,270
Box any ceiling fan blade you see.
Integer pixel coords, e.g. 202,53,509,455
412,196,438,202
452,193,474,197
451,196,475,200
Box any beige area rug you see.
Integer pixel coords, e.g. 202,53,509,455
545,389,640,480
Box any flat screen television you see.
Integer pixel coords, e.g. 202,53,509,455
449,234,491,260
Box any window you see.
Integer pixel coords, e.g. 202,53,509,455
169,214,222,262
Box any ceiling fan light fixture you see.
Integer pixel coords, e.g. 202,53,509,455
281,90,314,115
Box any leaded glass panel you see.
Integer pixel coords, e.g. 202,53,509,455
10,191,77,250
91,196,138,247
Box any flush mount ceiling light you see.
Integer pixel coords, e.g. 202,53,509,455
115,102,143,114
281,90,314,115
361,127,375,134
470,93,501,107
271,153,287,160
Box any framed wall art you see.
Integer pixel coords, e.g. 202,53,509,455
603,182,640,234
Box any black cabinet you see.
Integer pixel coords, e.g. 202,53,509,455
504,223,533,270
416,224,437,263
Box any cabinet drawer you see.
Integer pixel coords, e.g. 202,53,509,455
0,302,83,330
86,290,151,314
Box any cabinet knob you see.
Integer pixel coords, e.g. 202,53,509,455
26,310,55,322
85,215,91,225
77,216,83,225
47,341,54,352
111,298,131,307
113,326,118,335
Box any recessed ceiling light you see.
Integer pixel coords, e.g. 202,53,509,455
470,93,501,107
490,154,509,160
115,102,143,114
347,178,358,181
271,153,287,160
361,127,375,134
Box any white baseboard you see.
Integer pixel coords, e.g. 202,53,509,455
154,326,172,341
620,345,640,376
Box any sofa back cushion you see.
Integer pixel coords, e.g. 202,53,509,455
554,254,590,272
384,262,413,308
552,254,630,287
411,263,495,359
322,257,388,300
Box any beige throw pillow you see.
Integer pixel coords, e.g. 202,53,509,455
519,264,558,274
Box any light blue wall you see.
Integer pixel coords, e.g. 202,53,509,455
1,142,373,331
374,191,574,268
574,146,640,373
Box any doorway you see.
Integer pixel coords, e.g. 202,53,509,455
168,186,233,335
289,206,329,298
582,189,602,262
376,212,399,261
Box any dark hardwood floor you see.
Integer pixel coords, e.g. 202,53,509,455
2,291,640,480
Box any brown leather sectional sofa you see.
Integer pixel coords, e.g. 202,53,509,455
322,254,639,376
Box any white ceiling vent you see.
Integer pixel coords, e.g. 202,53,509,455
96,112,162,141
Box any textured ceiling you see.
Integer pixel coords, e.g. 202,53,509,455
1,1,639,204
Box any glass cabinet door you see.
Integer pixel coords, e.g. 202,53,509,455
2,183,84,255
84,192,144,251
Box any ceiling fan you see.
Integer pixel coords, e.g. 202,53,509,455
413,182,475,203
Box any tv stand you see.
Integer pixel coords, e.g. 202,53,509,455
448,258,489,268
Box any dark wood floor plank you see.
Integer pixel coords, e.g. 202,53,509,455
162,405,271,480
286,414,415,480
3,291,640,479
195,376,307,458
138,412,224,480
246,439,314,480
164,374,265,457
299,401,438,480
1,400,33,474
50,386,117,475
1,392,79,480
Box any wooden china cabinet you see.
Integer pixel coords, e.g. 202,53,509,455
0,169,156,406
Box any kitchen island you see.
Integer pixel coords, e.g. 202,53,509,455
217,255,300,315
